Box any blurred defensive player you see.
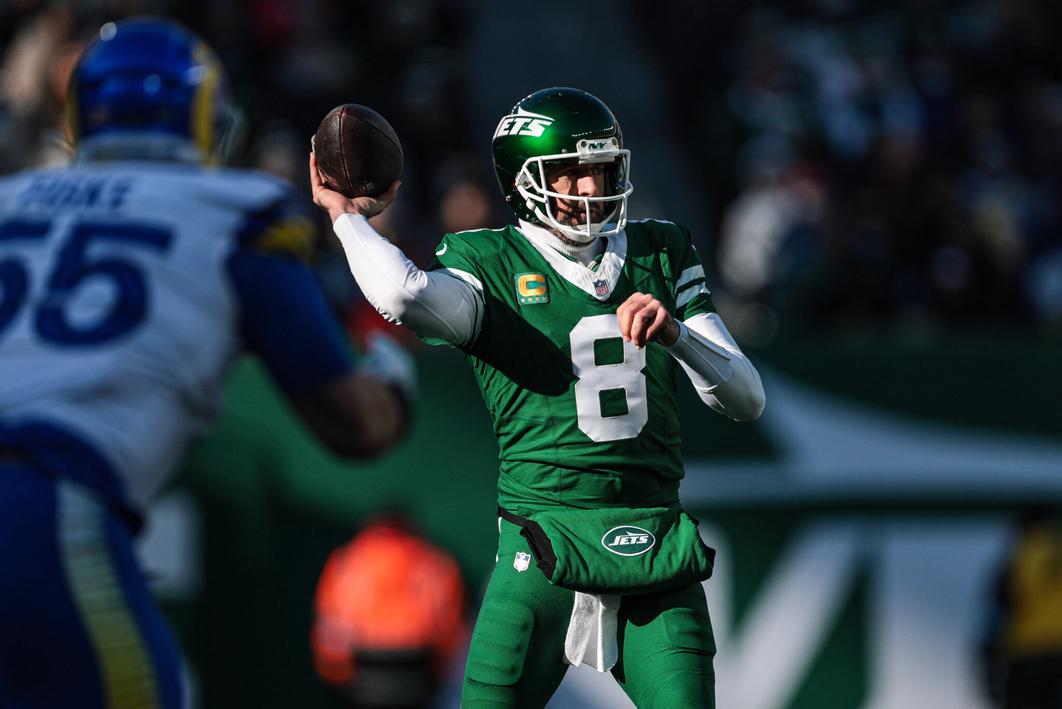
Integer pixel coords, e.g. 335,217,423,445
311,87,764,707
0,18,413,709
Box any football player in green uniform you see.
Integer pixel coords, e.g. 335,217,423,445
310,87,765,708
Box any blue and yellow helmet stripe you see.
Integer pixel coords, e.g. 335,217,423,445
190,40,224,163
67,18,234,163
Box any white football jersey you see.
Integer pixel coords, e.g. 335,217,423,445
0,161,317,510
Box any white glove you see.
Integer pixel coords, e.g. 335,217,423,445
359,331,416,401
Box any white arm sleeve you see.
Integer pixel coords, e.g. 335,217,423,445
666,312,766,421
332,213,483,346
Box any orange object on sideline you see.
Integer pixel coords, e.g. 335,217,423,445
311,518,466,686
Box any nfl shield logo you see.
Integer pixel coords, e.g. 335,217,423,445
594,280,609,296
513,551,531,572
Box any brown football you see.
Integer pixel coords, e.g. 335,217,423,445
312,104,403,198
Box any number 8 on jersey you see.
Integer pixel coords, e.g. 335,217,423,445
570,314,648,443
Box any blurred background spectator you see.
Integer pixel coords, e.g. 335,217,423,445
633,0,1062,336
980,506,1062,709
311,514,467,709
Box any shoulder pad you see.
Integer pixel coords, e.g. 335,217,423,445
235,186,317,262
433,226,508,262
627,218,693,254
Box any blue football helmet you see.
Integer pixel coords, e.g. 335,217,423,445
67,18,239,163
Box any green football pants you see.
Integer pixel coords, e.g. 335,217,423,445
461,518,716,708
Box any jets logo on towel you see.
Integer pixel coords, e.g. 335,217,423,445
601,526,655,557
514,551,532,572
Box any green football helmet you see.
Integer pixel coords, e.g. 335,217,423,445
492,87,633,242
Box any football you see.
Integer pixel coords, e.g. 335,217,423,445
312,104,403,198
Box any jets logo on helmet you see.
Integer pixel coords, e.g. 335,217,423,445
491,87,633,243
493,108,555,139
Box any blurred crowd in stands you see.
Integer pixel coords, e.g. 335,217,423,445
634,0,1062,331
2,0,1058,338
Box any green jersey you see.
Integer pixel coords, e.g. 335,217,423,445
428,219,714,513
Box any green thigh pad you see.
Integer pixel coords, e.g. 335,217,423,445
462,520,573,708
612,581,717,709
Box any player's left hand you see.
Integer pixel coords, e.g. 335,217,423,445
616,292,680,348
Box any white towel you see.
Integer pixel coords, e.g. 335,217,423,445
564,591,621,671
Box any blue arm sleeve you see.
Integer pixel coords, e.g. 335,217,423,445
226,246,355,394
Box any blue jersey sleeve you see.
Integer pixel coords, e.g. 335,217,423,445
226,235,354,395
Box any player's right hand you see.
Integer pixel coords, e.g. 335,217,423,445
310,152,399,224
